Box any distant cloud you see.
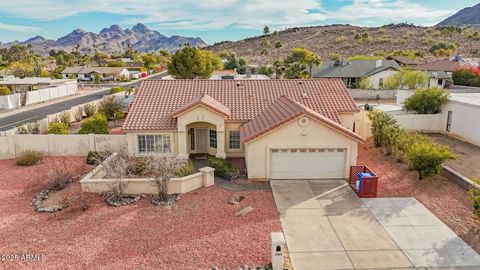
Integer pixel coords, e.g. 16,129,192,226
0,0,456,30
0,22,40,32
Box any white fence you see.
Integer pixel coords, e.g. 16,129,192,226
0,134,127,159
0,81,77,109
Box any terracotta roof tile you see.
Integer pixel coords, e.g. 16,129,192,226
409,59,459,72
171,93,231,117
123,79,358,131
240,96,365,143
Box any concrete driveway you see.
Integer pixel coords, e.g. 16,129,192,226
271,180,480,270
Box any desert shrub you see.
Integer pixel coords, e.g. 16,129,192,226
79,114,109,134
126,156,150,176
403,88,449,114
430,42,457,57
110,86,124,94
16,150,43,166
98,97,124,120
368,111,397,147
86,150,111,165
86,151,100,165
329,53,342,61
359,77,373,89
342,43,353,49
83,103,97,117
468,178,480,218
58,111,71,125
175,160,196,177
208,157,240,180
453,68,480,87
348,55,381,61
406,141,455,179
0,87,12,96
335,36,348,44
258,65,274,77
48,121,69,134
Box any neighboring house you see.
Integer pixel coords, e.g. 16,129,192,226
386,56,424,67
441,93,480,146
426,71,451,89
61,66,130,81
396,91,480,146
123,79,364,180
0,76,75,92
409,59,459,74
209,70,271,80
312,60,401,89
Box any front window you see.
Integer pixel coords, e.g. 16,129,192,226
379,78,384,88
209,129,217,148
229,131,240,149
138,134,171,154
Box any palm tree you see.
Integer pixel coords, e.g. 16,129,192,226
305,52,321,78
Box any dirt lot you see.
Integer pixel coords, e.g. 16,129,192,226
428,133,480,180
0,157,281,270
358,140,480,254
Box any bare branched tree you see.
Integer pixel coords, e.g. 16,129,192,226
147,156,183,202
98,150,131,202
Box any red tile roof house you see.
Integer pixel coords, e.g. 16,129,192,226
123,79,365,180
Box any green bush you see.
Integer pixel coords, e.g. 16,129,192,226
79,114,109,134
86,151,100,165
406,141,455,179
368,111,397,147
48,122,69,134
403,88,449,114
83,103,97,117
16,150,43,166
468,178,480,218
0,87,12,96
127,156,150,176
175,160,196,177
98,97,124,120
453,68,480,87
208,157,239,180
110,86,124,94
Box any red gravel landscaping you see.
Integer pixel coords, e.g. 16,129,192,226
358,139,480,253
0,157,281,270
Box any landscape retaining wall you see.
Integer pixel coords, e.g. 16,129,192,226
349,89,397,100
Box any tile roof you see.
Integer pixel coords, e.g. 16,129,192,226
171,93,231,117
312,60,400,78
240,96,365,143
123,79,358,131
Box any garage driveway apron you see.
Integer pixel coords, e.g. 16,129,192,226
271,180,480,270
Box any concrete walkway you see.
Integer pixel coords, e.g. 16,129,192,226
270,180,480,270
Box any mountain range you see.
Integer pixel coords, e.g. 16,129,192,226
0,23,207,55
437,3,480,27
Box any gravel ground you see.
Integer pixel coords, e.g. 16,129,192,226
358,140,480,254
0,157,281,270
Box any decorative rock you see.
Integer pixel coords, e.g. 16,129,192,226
235,206,254,217
228,194,245,205
151,193,182,206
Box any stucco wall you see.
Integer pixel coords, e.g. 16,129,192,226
0,134,127,159
368,69,398,89
393,114,442,133
244,114,359,180
441,101,480,146
338,113,355,131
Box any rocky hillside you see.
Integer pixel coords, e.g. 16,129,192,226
437,3,480,27
207,24,480,63
0,23,206,55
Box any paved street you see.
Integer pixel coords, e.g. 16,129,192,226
0,72,167,131
270,180,480,270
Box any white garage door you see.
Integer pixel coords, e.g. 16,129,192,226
270,148,347,179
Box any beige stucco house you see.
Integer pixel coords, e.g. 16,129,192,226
123,79,365,180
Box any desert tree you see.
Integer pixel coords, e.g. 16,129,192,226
98,150,131,202
147,156,183,202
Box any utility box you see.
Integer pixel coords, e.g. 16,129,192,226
271,232,285,270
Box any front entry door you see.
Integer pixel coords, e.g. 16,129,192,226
195,128,208,153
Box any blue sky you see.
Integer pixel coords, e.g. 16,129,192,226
0,0,478,45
